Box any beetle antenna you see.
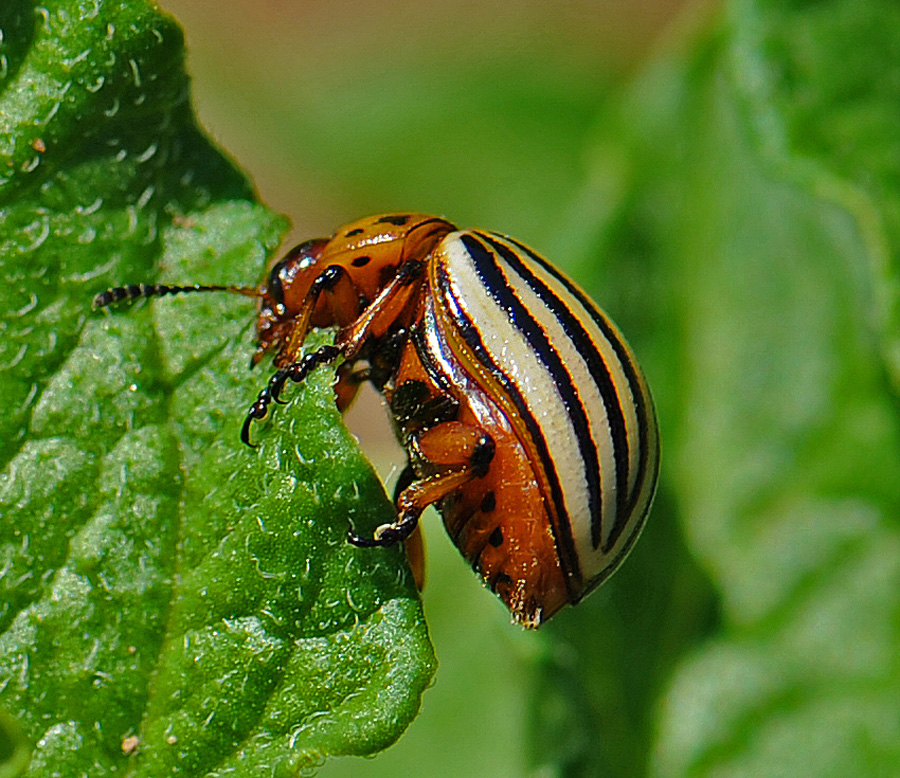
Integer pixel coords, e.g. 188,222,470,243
93,284,260,310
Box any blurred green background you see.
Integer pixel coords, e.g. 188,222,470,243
157,0,684,244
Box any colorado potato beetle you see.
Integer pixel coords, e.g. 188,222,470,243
94,214,659,627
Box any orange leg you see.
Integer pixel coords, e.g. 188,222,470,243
347,421,495,547
274,265,361,369
404,525,426,591
243,258,427,446
334,258,425,360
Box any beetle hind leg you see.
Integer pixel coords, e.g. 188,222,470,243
347,422,495,547
347,467,476,547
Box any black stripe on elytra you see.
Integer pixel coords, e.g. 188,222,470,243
431,269,583,590
504,235,653,530
438,235,583,588
481,233,630,554
463,234,605,555
472,233,616,548
410,317,458,398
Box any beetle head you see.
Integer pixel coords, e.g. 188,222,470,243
253,237,330,366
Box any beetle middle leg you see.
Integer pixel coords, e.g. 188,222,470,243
348,421,495,547
332,258,425,360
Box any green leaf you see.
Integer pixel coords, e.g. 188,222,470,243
9,0,899,775
529,1,900,776
0,709,30,778
0,2,433,776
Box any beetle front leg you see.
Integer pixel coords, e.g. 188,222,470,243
348,422,495,547
272,265,361,369
241,343,342,446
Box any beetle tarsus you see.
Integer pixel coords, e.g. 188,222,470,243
348,500,423,547
269,369,291,404
345,465,418,546
242,344,344,447
346,528,381,547
347,520,415,548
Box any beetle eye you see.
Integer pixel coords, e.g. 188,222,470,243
266,238,328,305
267,260,287,304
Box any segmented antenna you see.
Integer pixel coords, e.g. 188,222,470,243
92,283,259,309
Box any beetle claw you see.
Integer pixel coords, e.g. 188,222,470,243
242,394,272,448
240,414,258,448
347,527,379,547
347,521,410,548
269,370,290,404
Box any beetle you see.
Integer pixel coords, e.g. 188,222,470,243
94,213,659,627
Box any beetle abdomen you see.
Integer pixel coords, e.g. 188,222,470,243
393,325,572,625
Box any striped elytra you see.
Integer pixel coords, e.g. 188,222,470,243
94,214,659,627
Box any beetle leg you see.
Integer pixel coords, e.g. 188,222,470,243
348,423,495,547
347,468,475,547
241,343,342,447
410,421,496,476
247,260,426,444
335,258,426,360
404,524,426,591
273,265,361,369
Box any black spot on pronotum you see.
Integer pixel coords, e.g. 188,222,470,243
496,572,513,586
345,228,364,237
351,255,371,267
480,491,496,513
489,526,503,547
377,214,411,226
